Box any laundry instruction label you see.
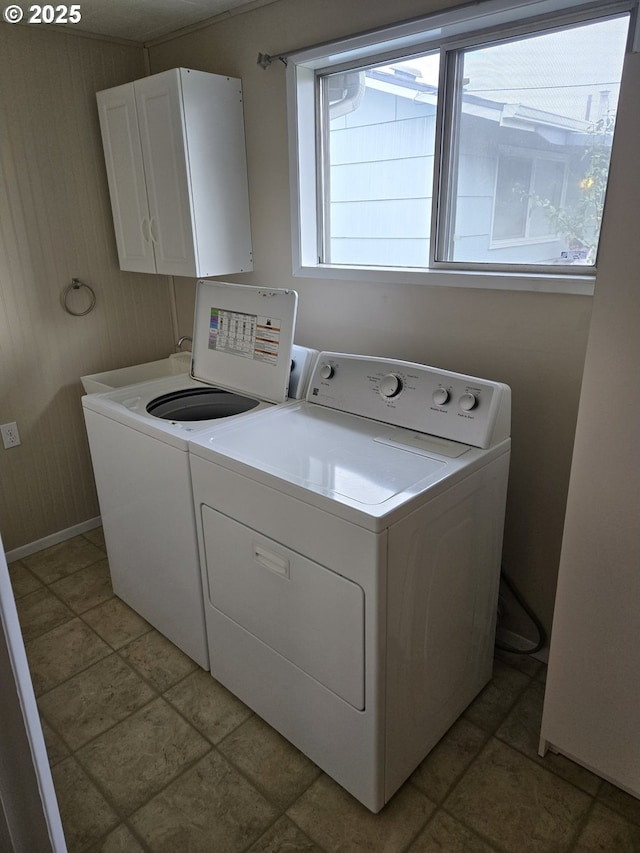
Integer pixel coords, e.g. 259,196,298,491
209,308,281,364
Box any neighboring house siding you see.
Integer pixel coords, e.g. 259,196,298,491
328,81,588,267
455,116,568,265
329,88,435,266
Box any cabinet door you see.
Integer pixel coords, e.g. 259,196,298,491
134,70,198,277
96,84,156,274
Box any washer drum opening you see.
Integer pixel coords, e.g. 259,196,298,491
146,388,260,421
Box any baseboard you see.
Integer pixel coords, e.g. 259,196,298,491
496,626,549,664
4,517,102,564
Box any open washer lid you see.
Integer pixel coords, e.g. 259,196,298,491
191,281,298,404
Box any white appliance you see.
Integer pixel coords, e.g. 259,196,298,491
82,281,314,669
189,352,511,811
97,68,252,277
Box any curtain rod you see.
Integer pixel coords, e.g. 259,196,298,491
257,52,288,69
256,0,639,69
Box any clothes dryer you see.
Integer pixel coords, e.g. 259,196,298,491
189,352,511,809
82,281,313,669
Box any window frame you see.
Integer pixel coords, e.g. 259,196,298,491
286,0,636,293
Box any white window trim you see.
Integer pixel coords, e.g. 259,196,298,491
286,0,637,294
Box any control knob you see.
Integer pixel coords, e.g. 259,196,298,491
319,363,335,380
459,392,478,411
432,387,449,406
379,373,403,398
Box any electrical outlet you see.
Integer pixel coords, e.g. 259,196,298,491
1,422,21,449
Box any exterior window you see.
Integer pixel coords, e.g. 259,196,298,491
492,152,566,244
439,17,628,267
321,58,439,268
290,3,631,282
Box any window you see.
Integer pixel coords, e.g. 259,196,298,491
288,0,633,286
321,59,439,268
492,151,566,244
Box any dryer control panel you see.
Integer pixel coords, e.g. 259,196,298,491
307,352,511,449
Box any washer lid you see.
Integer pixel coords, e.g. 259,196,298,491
191,281,298,403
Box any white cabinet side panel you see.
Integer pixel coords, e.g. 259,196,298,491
181,69,253,275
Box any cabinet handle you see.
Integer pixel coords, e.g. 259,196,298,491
141,217,151,243
149,217,159,244
253,543,290,578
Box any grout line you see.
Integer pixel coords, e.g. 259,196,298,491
566,796,598,852
24,568,390,850
439,801,510,852
14,539,636,853
395,801,438,853
71,701,215,820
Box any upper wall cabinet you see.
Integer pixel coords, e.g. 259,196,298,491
96,68,253,277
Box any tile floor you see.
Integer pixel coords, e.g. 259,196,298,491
9,530,640,853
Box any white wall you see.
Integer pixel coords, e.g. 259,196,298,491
148,0,601,642
0,23,176,550
541,49,640,789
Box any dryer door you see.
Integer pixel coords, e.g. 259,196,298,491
201,506,365,710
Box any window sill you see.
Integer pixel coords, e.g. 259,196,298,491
293,263,595,295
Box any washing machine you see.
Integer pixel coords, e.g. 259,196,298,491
82,281,315,669
189,352,511,811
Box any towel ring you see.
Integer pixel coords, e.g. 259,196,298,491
62,278,96,316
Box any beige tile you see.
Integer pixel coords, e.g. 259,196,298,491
246,816,325,852
83,597,152,650
83,527,106,550
8,560,43,598
88,824,146,852
119,629,197,691
408,809,496,852
39,718,70,766
219,714,321,810
51,558,113,614
536,663,548,684
22,535,105,584
164,668,252,743
39,654,156,750
287,773,435,852
463,659,530,733
573,803,640,852
25,618,112,695
497,681,602,795
598,782,640,826
77,697,210,815
15,587,74,641
130,749,278,852
494,648,544,678
410,717,489,804
445,738,592,852
51,757,118,852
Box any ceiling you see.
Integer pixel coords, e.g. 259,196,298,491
68,0,266,43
